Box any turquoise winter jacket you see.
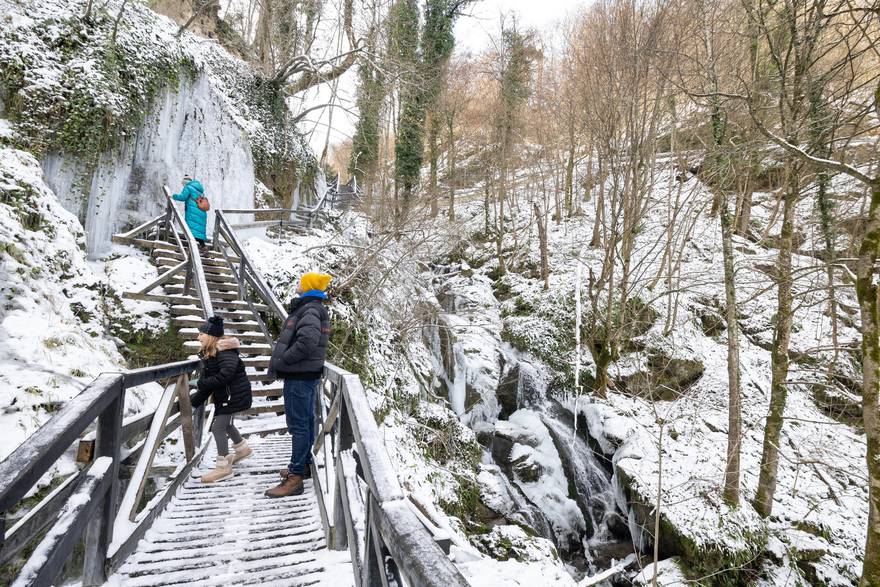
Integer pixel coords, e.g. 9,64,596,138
172,180,208,241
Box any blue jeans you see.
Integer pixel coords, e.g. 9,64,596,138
283,378,318,476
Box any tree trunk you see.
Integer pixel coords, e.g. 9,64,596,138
428,113,440,217
856,184,880,587
735,186,752,236
755,169,798,517
447,119,456,222
533,202,549,290
817,170,840,372
720,190,742,506
564,142,576,216
591,159,604,248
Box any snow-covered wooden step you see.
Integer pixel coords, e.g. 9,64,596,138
247,372,277,383
164,285,243,301
124,292,200,305
242,356,272,368
169,272,238,286
210,299,268,311
178,329,266,343
156,248,240,264
169,276,241,293
153,255,236,273
109,434,345,586
170,306,261,319
183,341,271,355
174,317,263,331
154,255,235,273
252,385,284,397
245,403,287,415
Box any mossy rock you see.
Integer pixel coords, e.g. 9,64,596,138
615,466,766,586
620,354,704,401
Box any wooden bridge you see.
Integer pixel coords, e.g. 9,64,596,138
0,188,467,587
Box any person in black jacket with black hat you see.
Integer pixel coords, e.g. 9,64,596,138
265,272,331,498
192,316,253,483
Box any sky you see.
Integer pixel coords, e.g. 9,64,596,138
299,0,584,159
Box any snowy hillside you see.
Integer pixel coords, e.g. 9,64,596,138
0,0,316,257
237,155,871,585
0,145,165,480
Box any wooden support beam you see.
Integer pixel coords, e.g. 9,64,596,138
83,389,124,585
116,383,178,525
13,459,113,587
0,472,81,566
136,260,187,295
176,374,195,461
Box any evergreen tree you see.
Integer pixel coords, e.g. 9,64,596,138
389,0,422,223
349,19,385,188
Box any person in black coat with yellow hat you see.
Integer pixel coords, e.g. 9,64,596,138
265,272,331,498
192,316,253,483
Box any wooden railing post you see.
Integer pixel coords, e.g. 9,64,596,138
361,498,390,587
212,218,220,251
82,376,124,585
183,261,193,297
193,404,206,448
162,204,172,242
176,374,195,461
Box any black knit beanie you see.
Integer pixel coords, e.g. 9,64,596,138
199,316,224,337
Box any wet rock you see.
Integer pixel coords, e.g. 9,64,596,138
491,430,515,464
475,425,495,449
474,525,559,563
511,453,544,482
605,512,630,540
811,382,862,424
496,364,520,419
614,465,766,582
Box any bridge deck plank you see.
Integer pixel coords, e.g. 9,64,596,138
107,434,351,587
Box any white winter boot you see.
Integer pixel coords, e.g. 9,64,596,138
230,440,253,464
201,455,233,483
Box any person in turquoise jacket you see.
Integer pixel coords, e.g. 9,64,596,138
172,175,208,251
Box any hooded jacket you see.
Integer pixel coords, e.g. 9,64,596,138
172,180,208,240
269,295,330,380
193,337,252,414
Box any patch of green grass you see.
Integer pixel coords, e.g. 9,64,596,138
123,324,186,369
43,337,63,349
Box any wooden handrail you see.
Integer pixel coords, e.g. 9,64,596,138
163,185,214,319
214,210,287,319
0,359,205,586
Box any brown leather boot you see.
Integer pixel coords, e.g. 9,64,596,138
265,474,304,498
279,466,311,480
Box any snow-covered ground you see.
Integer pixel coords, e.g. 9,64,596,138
240,151,871,584
0,145,165,494
434,160,870,584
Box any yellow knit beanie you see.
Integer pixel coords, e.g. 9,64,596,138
300,272,332,292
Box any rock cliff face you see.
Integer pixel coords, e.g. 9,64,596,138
42,73,256,257
1,0,317,258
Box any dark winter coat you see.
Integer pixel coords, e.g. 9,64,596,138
269,295,330,380
172,180,208,240
192,337,252,414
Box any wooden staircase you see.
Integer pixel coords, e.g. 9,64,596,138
108,435,333,586
112,196,286,418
